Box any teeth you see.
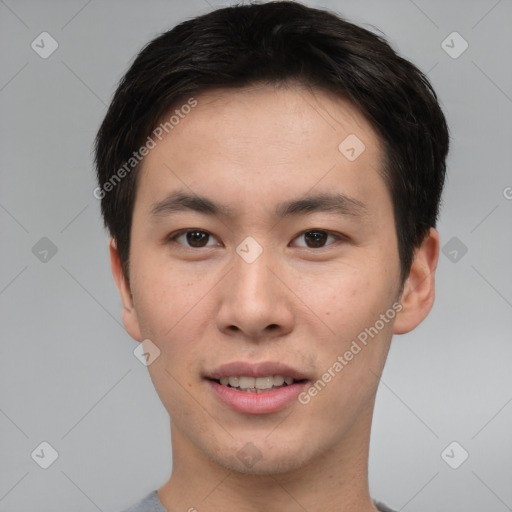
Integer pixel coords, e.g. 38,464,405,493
273,375,284,386
218,375,296,390
255,376,273,389
238,376,254,388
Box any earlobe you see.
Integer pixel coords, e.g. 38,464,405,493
109,238,143,342
393,228,440,335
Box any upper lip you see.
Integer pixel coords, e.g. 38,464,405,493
206,361,309,381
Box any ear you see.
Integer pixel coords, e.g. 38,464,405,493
393,228,440,335
109,238,143,342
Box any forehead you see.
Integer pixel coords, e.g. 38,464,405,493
166,84,379,160
135,84,389,220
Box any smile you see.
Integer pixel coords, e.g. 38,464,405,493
205,361,310,414
218,375,296,392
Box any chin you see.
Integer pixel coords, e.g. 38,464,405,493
227,451,309,476
205,434,318,476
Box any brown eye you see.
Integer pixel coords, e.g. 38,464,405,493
170,229,218,248
304,231,328,248
186,230,209,247
292,230,341,249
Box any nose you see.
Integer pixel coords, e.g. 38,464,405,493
216,245,294,341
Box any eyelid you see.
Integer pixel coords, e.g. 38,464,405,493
168,228,348,249
168,228,221,248
290,229,346,248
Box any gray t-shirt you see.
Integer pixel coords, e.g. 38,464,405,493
122,491,166,512
121,490,397,511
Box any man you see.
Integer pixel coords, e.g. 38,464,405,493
94,2,449,510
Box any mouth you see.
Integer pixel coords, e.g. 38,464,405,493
205,361,310,414
208,375,307,393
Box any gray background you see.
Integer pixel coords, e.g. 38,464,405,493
1,0,511,510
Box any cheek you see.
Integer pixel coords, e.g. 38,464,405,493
132,263,214,382
311,270,398,374
315,271,385,327
145,332,201,415
131,260,202,337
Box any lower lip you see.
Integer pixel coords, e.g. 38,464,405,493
207,380,308,415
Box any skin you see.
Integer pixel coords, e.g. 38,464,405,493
110,83,439,512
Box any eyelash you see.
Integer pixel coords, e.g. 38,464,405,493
167,229,347,250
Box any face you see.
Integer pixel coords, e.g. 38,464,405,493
111,84,435,476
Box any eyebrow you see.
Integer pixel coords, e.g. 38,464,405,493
150,190,367,220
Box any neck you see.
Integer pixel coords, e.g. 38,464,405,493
159,400,378,512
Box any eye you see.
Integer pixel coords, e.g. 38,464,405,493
291,229,343,249
169,229,220,248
